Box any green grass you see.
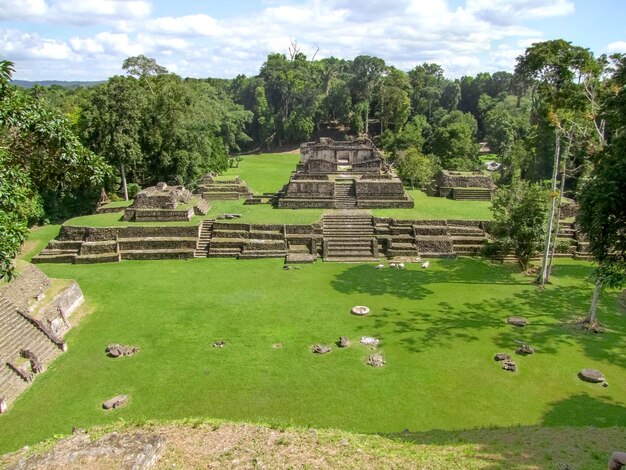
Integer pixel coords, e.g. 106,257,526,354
372,190,492,220
19,225,62,262
0,256,624,454
223,152,300,195
99,200,133,209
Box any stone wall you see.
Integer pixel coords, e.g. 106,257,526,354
37,281,84,338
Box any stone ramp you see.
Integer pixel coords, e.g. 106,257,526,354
0,295,63,409
322,211,379,262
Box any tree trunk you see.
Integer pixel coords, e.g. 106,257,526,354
538,131,561,287
120,162,129,201
547,136,571,276
585,278,603,324
364,101,370,135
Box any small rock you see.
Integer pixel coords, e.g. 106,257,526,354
494,353,511,362
106,344,140,358
375,264,384,270
312,344,331,354
579,368,605,383
367,352,385,367
213,341,226,348
283,265,292,270
516,344,534,355
36,293,45,301
339,439,349,446
102,394,128,410
507,316,527,327
360,336,380,347
351,305,370,316
338,336,350,348
308,429,317,436
421,261,430,268
271,343,283,349
603,381,609,387
502,360,517,372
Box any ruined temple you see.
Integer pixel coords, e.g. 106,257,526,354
276,137,413,209
124,182,209,222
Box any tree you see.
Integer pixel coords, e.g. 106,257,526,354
430,111,480,170
515,39,599,287
377,67,411,132
0,59,110,280
350,55,386,134
396,148,438,189
80,75,146,200
490,180,549,271
577,54,626,326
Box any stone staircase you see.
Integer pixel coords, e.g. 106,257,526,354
451,188,492,201
208,223,287,259
413,221,455,258
194,220,214,258
322,212,378,262
448,221,488,255
0,295,63,409
334,181,357,209
197,177,253,201
32,240,81,263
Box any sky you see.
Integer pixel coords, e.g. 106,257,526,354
1,0,625,81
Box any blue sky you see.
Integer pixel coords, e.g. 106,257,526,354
1,0,625,81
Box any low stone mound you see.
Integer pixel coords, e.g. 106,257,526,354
312,344,331,354
507,316,527,327
106,344,140,358
579,368,605,383
367,352,385,367
502,360,517,372
494,353,511,362
351,306,370,316
360,336,380,347
103,394,128,410
7,430,165,470
338,336,350,348
515,344,534,355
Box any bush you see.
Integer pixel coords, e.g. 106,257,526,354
127,183,141,199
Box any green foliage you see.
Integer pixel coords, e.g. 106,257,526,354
396,148,438,189
430,111,480,170
126,183,141,199
490,180,549,270
578,54,626,289
0,60,110,280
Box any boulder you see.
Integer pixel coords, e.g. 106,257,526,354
312,344,331,354
367,353,385,367
102,394,128,410
360,336,380,347
507,316,527,327
494,353,511,362
338,336,350,348
351,306,370,316
106,344,140,358
502,360,517,372
515,344,534,355
579,368,605,383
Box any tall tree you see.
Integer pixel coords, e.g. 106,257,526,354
350,55,386,134
577,53,626,326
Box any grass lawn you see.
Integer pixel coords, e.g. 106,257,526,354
0,256,624,454
223,152,300,195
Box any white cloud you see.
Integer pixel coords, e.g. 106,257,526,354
0,29,73,60
607,41,626,54
0,0,152,25
5,0,583,80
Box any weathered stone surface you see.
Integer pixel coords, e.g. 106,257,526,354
515,344,534,355
351,306,370,316
367,352,385,367
579,368,605,383
103,394,128,410
338,336,350,348
507,316,527,326
106,344,140,358
8,430,165,470
312,344,331,354
494,353,511,362
502,360,517,372
360,336,380,347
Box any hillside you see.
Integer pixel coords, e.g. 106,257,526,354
1,420,624,469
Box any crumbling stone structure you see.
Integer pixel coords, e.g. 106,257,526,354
276,137,413,209
430,171,496,201
124,182,208,222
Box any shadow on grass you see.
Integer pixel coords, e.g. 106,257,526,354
332,259,625,366
383,393,626,469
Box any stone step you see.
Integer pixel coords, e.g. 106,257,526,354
47,240,82,250
119,249,195,260
118,237,197,250
32,253,77,264
454,245,484,253
239,251,286,259
452,236,487,245
80,240,117,255
324,256,380,262
74,253,121,264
